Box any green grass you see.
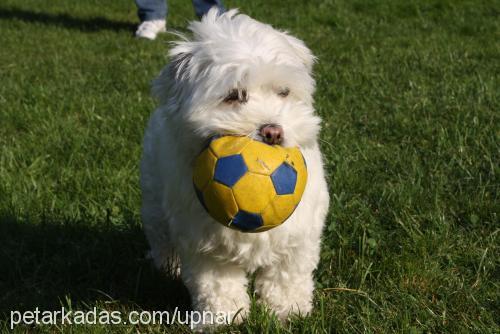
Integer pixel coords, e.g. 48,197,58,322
0,0,498,332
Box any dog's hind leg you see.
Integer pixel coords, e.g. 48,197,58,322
142,201,181,276
144,225,180,276
141,165,180,276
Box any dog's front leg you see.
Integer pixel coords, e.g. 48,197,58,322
180,253,250,328
255,242,320,320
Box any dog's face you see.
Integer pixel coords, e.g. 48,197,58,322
154,9,320,149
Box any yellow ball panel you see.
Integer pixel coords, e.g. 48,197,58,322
210,136,252,157
261,194,297,226
193,148,217,190
284,147,305,171
252,224,279,233
241,141,286,175
232,173,276,213
294,168,307,203
203,181,238,224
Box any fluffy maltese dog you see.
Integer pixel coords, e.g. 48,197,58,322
140,9,329,326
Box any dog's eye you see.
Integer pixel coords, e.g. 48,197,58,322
224,89,248,103
224,89,239,102
278,88,290,97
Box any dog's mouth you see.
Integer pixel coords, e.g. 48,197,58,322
205,124,285,147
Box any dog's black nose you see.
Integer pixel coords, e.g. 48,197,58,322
259,124,284,145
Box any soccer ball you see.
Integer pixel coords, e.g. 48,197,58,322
193,136,307,232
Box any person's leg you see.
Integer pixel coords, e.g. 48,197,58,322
135,0,167,39
136,0,168,21
192,0,224,18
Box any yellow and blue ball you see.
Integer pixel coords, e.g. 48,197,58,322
193,136,307,232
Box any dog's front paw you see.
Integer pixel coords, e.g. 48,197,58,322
194,294,249,324
190,300,249,332
256,272,314,321
264,292,313,321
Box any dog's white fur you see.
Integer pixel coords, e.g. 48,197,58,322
140,9,329,324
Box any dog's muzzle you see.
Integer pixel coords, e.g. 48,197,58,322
259,124,284,145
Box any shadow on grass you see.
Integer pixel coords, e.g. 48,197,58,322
0,7,135,32
0,214,190,315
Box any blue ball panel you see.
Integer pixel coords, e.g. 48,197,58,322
231,210,263,231
271,162,297,195
214,154,248,187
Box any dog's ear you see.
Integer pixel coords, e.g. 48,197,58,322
152,51,193,103
281,32,316,73
169,52,193,80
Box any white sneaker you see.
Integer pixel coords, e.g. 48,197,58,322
135,19,166,40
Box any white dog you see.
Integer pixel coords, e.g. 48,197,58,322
140,9,329,326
